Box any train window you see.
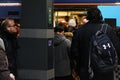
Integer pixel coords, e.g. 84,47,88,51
54,11,87,27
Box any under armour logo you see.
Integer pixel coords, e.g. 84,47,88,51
103,43,111,49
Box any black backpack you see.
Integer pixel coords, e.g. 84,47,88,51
88,24,118,79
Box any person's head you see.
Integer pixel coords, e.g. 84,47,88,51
0,18,18,37
68,19,76,27
54,26,64,34
86,7,103,23
81,16,88,25
58,21,68,28
65,16,69,22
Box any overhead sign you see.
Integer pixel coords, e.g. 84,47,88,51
54,0,119,3
0,0,21,3
0,6,21,19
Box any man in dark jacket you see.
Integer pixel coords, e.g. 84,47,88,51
70,7,120,80
0,18,19,79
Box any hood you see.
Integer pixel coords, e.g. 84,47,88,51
54,34,66,46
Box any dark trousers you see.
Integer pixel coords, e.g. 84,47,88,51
79,70,114,80
94,71,114,80
55,75,74,80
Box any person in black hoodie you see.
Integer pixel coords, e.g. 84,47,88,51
0,18,19,79
70,7,120,80
54,26,74,80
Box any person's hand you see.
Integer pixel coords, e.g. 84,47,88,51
74,76,80,80
72,69,80,80
9,73,15,80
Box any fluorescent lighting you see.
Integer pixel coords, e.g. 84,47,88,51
115,2,120,5
0,3,21,6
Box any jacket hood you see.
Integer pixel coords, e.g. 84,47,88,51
54,34,66,46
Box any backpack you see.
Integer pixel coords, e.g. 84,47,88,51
88,24,118,79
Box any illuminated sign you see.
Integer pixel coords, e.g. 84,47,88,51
0,6,21,19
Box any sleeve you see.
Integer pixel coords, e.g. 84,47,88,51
0,38,5,51
0,40,11,80
70,30,81,59
70,30,81,71
66,39,71,55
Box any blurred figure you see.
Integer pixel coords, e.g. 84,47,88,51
58,21,73,41
80,16,88,25
70,7,120,80
0,38,15,80
0,18,19,79
74,17,78,28
68,19,76,32
65,16,69,22
58,21,68,32
54,26,73,80
64,31,73,41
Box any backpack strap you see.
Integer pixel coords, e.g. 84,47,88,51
100,24,108,33
88,23,108,79
88,38,94,79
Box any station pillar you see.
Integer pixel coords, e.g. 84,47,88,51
17,0,54,80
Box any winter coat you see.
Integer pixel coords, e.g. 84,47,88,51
0,39,11,80
71,23,120,80
0,31,19,76
54,33,71,77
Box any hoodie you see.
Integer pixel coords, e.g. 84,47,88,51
54,33,72,77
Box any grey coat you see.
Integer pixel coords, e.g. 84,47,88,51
0,39,11,80
54,33,71,77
